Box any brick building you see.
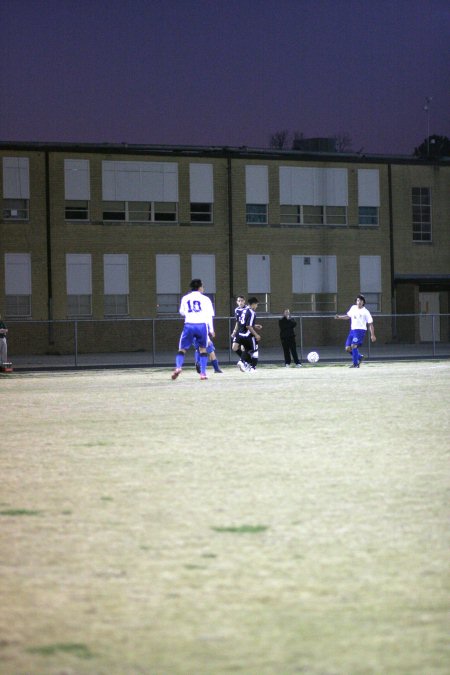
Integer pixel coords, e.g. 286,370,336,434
1,141,449,351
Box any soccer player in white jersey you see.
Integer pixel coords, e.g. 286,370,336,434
171,279,215,381
335,294,376,368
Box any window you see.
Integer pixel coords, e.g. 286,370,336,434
104,295,129,316
3,198,29,220
292,293,337,313
358,169,379,225
66,254,92,317
102,201,177,222
156,254,180,314
246,166,268,225
359,206,378,226
247,254,271,311
5,294,31,317
103,201,126,221
156,293,180,314
67,295,92,316
154,202,177,222
190,164,213,223
2,157,30,220
65,200,89,220
360,255,381,312
190,202,213,223
4,253,32,318
325,206,346,225
412,188,432,242
246,204,268,224
64,159,90,221
292,255,337,313
191,254,216,299
104,254,129,317
280,205,345,226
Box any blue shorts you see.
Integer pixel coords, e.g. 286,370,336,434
192,336,215,354
345,329,366,349
179,323,209,351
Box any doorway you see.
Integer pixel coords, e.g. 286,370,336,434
419,292,440,341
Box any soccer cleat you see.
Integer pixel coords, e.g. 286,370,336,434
237,360,247,372
296,363,303,367
200,373,208,380
171,368,182,380
285,364,290,367
195,362,201,374
248,367,256,372
349,364,360,368
214,368,223,373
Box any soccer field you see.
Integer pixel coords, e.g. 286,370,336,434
1,362,449,674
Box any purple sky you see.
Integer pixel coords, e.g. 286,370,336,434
1,0,449,155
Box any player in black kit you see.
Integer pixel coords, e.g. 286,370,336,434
234,297,261,372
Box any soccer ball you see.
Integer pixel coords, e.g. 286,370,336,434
307,351,319,364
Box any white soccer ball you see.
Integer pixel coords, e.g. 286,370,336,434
307,351,319,364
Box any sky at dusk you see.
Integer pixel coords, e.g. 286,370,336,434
0,0,449,155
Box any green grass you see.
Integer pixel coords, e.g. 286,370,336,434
26,642,94,659
0,509,41,517
212,524,269,533
0,362,449,674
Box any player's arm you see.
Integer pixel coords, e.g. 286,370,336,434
335,314,350,320
246,323,261,341
368,322,376,342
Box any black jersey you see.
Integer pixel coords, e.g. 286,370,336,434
234,306,247,332
237,306,256,337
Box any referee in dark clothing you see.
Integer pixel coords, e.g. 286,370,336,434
279,309,302,367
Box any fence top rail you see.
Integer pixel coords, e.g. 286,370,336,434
5,312,450,325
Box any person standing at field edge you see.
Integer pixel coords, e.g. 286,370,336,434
335,294,376,368
0,314,8,365
279,309,302,367
172,279,215,381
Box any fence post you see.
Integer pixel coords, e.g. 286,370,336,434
432,315,436,357
74,321,78,367
152,318,155,365
299,315,304,362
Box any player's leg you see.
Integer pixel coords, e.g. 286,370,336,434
291,339,302,366
248,337,259,370
209,349,222,373
172,326,190,378
194,348,201,373
196,325,209,377
281,339,291,365
345,332,354,362
349,330,365,367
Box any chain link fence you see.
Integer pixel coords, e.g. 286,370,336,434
4,314,449,370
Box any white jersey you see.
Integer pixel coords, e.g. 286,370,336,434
347,304,373,330
179,290,215,332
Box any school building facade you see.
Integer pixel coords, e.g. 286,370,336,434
1,141,449,352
